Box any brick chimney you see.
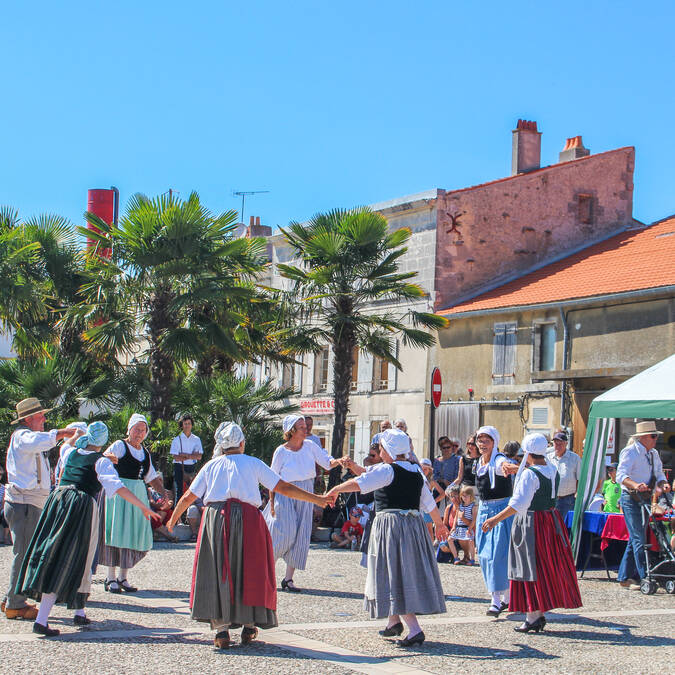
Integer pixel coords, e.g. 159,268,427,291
247,215,272,237
511,119,541,175
558,135,590,163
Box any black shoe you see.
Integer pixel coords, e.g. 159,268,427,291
514,616,546,633
500,601,509,613
486,604,502,617
379,621,404,637
104,579,121,594
33,622,60,637
117,579,138,593
397,631,425,648
73,614,91,626
280,578,301,593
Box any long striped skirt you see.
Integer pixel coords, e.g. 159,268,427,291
365,510,446,619
509,509,582,613
263,478,314,571
16,486,99,610
192,502,277,630
475,497,513,593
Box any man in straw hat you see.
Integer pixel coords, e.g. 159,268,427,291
616,420,671,589
2,398,81,619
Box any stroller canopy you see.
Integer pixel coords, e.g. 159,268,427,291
571,353,675,557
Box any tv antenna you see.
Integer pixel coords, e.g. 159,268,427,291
232,190,270,224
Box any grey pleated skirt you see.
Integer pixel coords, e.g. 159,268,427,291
365,510,447,619
263,478,314,571
192,502,277,630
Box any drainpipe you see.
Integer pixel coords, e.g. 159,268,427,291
559,307,570,428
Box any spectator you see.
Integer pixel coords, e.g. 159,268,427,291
452,485,477,565
420,458,444,541
330,507,364,549
304,416,322,449
602,463,621,513
438,485,461,562
186,499,204,541
371,420,391,447
0,467,11,545
547,431,580,518
393,418,418,463
462,435,480,487
170,414,203,506
503,441,521,465
433,438,461,490
147,486,178,543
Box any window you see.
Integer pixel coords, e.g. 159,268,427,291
492,322,516,384
351,347,359,392
372,356,389,391
281,362,295,390
577,194,593,224
533,322,556,372
314,347,329,393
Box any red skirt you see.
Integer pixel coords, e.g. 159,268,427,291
509,509,582,613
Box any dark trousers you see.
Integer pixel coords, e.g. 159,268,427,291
3,501,42,609
618,493,648,581
174,464,185,503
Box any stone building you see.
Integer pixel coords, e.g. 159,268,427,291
249,120,657,462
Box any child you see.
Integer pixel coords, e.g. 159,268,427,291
602,462,621,513
331,507,364,549
438,485,461,562
452,485,477,565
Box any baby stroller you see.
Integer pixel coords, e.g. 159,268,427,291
639,490,675,595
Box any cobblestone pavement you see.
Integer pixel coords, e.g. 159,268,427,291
0,542,673,673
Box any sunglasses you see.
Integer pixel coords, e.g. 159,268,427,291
440,445,452,450
649,434,658,439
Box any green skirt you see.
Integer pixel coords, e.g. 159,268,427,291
16,486,99,610
105,478,153,552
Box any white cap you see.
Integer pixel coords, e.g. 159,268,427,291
127,413,150,440
213,421,245,455
420,458,433,467
282,414,304,433
476,425,500,447
380,428,411,459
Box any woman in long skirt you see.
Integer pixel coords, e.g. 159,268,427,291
168,422,332,649
326,429,449,648
473,425,519,617
263,414,340,592
98,413,169,593
15,422,160,637
482,433,582,632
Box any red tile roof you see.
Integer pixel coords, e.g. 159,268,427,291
439,216,675,316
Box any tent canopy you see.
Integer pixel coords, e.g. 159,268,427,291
571,353,675,557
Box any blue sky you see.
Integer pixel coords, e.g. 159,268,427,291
2,1,674,231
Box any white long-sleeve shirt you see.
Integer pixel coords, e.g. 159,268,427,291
5,427,57,507
616,440,666,492
270,440,333,482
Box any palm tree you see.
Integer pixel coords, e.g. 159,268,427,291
278,207,449,482
78,191,269,422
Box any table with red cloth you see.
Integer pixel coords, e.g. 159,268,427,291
600,512,659,552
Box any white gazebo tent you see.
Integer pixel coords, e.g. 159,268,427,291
571,353,675,557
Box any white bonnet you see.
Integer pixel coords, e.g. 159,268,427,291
380,428,411,459
476,425,500,447
213,421,245,456
127,413,149,440
282,414,304,434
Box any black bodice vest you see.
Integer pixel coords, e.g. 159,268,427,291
474,454,513,501
117,441,151,480
374,463,424,511
60,450,103,498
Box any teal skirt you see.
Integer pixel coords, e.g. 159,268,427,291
105,478,153,552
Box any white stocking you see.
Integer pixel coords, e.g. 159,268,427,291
500,588,509,604
490,591,501,608
118,567,129,581
36,592,57,626
107,567,117,582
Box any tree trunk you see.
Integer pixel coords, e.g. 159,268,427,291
148,286,176,424
328,299,355,488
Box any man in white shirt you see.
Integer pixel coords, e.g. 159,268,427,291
616,420,670,588
170,414,203,504
547,431,580,518
3,398,80,619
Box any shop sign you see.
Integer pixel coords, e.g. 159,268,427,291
300,398,335,415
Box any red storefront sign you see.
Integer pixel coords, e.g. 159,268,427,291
300,399,335,415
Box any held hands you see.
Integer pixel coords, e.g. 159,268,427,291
501,462,520,476
316,493,336,509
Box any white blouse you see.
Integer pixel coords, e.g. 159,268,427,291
354,461,437,514
71,449,126,498
190,454,281,507
270,440,333,482
508,464,558,516
475,453,508,477
105,439,159,483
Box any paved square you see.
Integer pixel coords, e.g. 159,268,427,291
0,542,673,673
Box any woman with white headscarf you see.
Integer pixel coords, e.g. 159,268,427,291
473,425,519,617
97,413,168,594
482,433,582,633
263,414,340,593
325,428,449,648
168,422,332,649
16,422,161,637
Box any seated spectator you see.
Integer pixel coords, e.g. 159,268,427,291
652,490,675,550
462,435,479,487
602,462,621,513
331,507,364,549
421,458,445,541
148,487,178,543
433,437,462,490
186,498,204,541
438,485,461,562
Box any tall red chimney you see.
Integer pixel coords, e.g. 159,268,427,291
87,188,117,258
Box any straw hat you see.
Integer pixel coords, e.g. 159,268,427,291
11,397,53,425
633,420,663,437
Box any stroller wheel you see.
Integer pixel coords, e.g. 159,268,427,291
665,580,675,595
640,579,657,595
